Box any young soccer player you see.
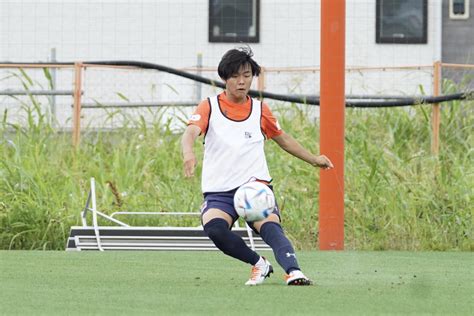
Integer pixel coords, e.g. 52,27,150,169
181,46,333,286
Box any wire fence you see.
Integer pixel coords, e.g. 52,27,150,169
0,61,473,148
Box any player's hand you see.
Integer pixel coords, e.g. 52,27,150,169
312,155,334,170
183,152,197,177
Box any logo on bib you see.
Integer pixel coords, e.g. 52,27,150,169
245,132,252,139
275,119,281,131
189,114,201,121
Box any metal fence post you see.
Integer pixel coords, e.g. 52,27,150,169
72,62,83,148
431,61,441,155
196,53,203,102
257,67,265,101
50,48,57,126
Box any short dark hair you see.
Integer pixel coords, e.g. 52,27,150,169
217,46,261,80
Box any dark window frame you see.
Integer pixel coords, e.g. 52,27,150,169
376,0,428,44
208,0,260,43
449,0,470,19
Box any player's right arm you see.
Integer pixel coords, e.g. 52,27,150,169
181,125,201,177
181,99,210,177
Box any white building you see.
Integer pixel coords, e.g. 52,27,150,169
0,0,471,128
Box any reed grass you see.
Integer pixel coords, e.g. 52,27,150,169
0,91,472,250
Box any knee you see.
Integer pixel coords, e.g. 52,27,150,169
252,213,280,233
260,221,283,236
203,218,229,241
259,221,287,245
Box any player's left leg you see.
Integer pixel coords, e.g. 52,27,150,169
251,214,313,286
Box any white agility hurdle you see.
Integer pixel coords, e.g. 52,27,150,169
66,178,271,251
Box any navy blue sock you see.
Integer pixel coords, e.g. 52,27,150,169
259,222,300,274
203,218,260,265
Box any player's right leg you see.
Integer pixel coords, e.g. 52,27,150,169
201,190,273,286
245,256,273,286
202,208,253,263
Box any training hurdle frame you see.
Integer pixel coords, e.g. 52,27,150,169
66,178,271,251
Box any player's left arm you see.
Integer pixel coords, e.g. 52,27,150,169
272,132,333,169
261,103,333,169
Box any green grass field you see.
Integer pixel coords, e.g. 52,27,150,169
1,251,472,315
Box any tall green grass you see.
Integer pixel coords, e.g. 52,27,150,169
0,93,472,250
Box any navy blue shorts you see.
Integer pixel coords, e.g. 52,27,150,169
201,186,281,227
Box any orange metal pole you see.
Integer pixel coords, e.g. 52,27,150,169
72,62,83,148
431,61,441,155
319,0,345,250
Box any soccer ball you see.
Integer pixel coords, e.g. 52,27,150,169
233,181,276,222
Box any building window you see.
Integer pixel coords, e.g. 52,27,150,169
376,0,427,44
449,0,470,19
209,0,260,43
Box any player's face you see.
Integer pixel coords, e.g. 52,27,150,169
225,64,253,103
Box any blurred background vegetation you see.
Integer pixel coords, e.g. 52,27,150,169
1,81,472,251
